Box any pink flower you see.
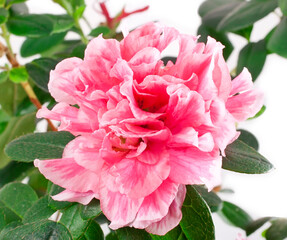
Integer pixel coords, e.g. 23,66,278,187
34,22,263,235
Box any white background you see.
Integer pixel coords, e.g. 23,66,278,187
11,0,287,239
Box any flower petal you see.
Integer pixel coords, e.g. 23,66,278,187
52,190,97,205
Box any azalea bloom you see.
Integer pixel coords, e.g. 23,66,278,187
35,22,263,235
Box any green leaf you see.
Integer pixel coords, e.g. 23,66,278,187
0,112,36,168
21,32,66,57
245,217,273,236
106,231,119,240
238,129,259,151
0,162,33,187
60,204,90,239
0,221,22,238
0,0,5,7
9,2,28,15
77,220,104,240
222,139,273,174
267,17,287,58
9,67,29,83
7,14,53,37
150,226,187,240
6,0,27,8
266,218,287,240
73,5,85,20
28,169,49,196
217,0,278,32
202,1,242,29
248,105,266,120
0,220,72,240
71,43,86,59
279,0,287,16
116,227,152,240
197,24,233,60
5,131,75,162
219,201,253,230
22,196,56,224
193,185,222,212
0,8,8,24
25,58,58,92
0,80,26,116
0,71,9,84
0,201,21,231
180,185,215,240
89,26,111,37
161,56,177,65
80,199,101,220
232,25,253,41
45,14,74,34
236,40,267,81
53,0,73,16
47,182,75,210
0,183,38,218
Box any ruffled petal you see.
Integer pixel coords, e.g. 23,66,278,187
52,190,97,205
146,185,186,235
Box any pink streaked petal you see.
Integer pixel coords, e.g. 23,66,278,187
109,59,133,82
131,179,179,229
121,22,179,61
100,187,143,229
226,90,264,122
168,147,221,190
168,127,198,148
209,99,226,125
146,185,186,235
106,157,170,199
198,132,215,152
49,57,82,104
230,68,253,96
52,190,97,205
34,158,99,193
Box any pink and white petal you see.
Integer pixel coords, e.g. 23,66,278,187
226,90,264,122
109,59,133,82
100,187,143,229
146,185,186,235
34,158,99,193
52,190,97,205
230,68,253,96
168,147,221,190
131,179,179,229
106,157,170,199
49,57,82,104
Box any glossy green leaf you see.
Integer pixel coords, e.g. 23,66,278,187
197,24,233,60
25,58,58,92
60,204,89,239
266,218,287,240
45,14,74,34
222,139,273,174
232,25,253,41
180,185,215,240
0,201,21,231
238,129,259,151
0,8,8,24
236,40,267,81
71,43,86,59
279,0,287,16
7,14,53,37
217,0,278,32
28,169,49,196
267,17,287,58
0,162,33,187
0,80,26,116
161,56,177,65
219,201,252,230
106,231,119,240
193,185,222,212
202,1,242,29
22,196,55,224
89,26,111,37
0,183,38,218
0,220,72,240
150,226,187,240
0,71,9,84
73,5,85,20
116,227,152,240
47,182,75,210
245,217,273,236
248,105,266,120
9,67,29,83
77,220,104,240
198,0,242,17
5,131,75,162
53,0,85,17
21,32,66,57
0,112,36,168
80,199,101,220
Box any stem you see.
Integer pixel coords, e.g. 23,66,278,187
82,15,92,31
74,19,89,44
0,25,57,131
